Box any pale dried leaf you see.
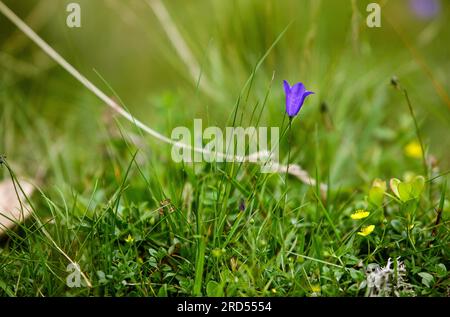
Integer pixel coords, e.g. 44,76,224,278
0,178,34,235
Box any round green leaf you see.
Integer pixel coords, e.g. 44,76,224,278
369,186,385,207
411,175,425,198
435,263,447,278
418,272,434,288
390,178,401,199
398,182,413,202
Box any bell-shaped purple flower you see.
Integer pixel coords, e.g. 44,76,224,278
410,0,440,19
283,80,314,118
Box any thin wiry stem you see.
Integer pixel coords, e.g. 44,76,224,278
402,88,428,179
0,1,326,191
0,1,257,162
284,116,293,210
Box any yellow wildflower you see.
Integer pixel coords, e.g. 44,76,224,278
351,209,370,220
311,285,321,293
404,141,422,159
357,225,375,237
125,234,134,243
212,248,223,258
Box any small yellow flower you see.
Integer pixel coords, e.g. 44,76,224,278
271,288,277,294
357,225,375,237
311,285,321,293
212,248,223,258
351,209,370,220
404,141,422,159
125,234,134,243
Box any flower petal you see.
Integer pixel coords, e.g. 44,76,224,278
299,91,314,108
357,225,375,236
351,209,370,220
283,81,314,117
285,83,305,116
283,80,291,95
290,82,306,96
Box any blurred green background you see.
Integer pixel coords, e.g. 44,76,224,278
1,0,449,183
0,0,449,298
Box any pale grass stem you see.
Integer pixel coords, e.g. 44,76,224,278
0,1,326,192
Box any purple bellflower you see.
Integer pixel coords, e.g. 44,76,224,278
410,0,440,19
283,80,314,118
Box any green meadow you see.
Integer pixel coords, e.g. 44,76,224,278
0,0,449,296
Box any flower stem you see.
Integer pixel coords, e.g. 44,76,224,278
402,88,428,178
285,116,293,210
